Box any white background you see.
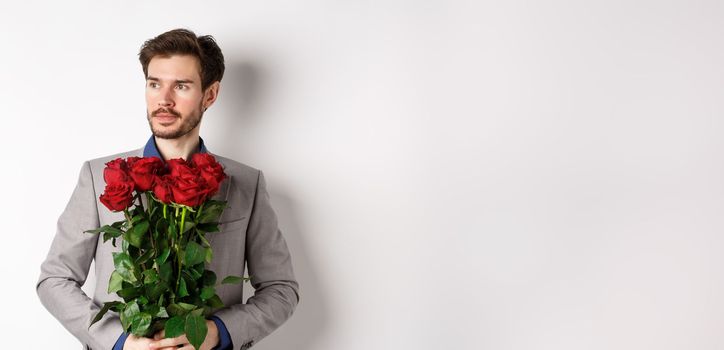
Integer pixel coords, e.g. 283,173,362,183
1,1,724,349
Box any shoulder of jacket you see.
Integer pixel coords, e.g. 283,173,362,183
84,147,143,172
209,153,263,184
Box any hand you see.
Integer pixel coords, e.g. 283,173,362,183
148,319,220,350
122,334,155,350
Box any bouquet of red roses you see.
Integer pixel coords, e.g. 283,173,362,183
85,153,248,350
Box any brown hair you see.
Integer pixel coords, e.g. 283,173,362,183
138,28,225,91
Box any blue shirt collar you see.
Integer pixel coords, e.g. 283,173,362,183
143,135,208,162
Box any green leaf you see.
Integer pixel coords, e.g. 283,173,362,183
168,302,196,316
195,223,220,233
130,312,152,336
197,200,228,224
147,280,168,301
112,252,137,283
206,294,224,309
137,248,155,265
183,273,197,292
131,212,144,224
107,271,123,294
111,303,125,312
120,301,140,331
169,221,178,238
164,316,185,338
156,247,171,266
84,224,124,236
143,269,159,285
189,308,205,320
184,241,205,266
102,229,123,243
156,306,169,318
205,247,213,264
202,270,217,287
124,219,149,248
182,221,196,234
185,313,208,350
155,219,169,237
159,261,173,283
200,286,215,301
189,265,203,280
197,230,212,248
178,277,189,298
117,286,142,300
89,301,122,328
145,304,160,316
221,275,245,285
177,302,197,311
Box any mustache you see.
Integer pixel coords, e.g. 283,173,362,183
152,108,180,117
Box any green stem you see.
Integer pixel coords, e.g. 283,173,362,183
123,208,132,223
163,204,167,219
180,207,187,239
145,192,152,215
175,207,187,294
175,241,182,293
123,209,132,253
136,192,144,212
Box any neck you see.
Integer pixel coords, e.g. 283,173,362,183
154,129,200,162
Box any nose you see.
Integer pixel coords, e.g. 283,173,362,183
158,86,175,107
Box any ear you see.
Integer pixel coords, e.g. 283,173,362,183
203,81,221,109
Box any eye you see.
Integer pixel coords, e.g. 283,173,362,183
148,82,159,88
176,84,188,90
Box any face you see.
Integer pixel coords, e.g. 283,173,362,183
145,54,212,139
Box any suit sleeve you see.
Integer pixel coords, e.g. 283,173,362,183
210,316,233,350
213,170,300,348
36,160,125,350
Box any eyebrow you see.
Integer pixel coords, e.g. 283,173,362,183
146,76,196,84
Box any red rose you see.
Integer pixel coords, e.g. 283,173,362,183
127,156,164,191
171,174,209,207
167,158,194,178
106,157,128,171
153,174,175,204
160,158,207,207
191,153,227,196
103,158,132,186
99,181,134,212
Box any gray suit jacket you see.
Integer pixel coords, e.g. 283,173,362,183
36,146,299,350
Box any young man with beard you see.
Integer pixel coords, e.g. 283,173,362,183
37,28,299,350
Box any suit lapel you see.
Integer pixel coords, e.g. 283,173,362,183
207,150,233,203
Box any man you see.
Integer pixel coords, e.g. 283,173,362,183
36,28,300,350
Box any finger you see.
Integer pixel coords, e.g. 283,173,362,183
149,335,186,348
155,345,185,350
163,343,190,350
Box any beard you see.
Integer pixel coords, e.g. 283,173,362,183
147,102,204,139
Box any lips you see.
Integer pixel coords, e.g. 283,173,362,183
155,113,178,122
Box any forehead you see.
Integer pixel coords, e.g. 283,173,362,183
147,54,201,82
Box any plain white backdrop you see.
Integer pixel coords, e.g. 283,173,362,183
2,0,724,349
